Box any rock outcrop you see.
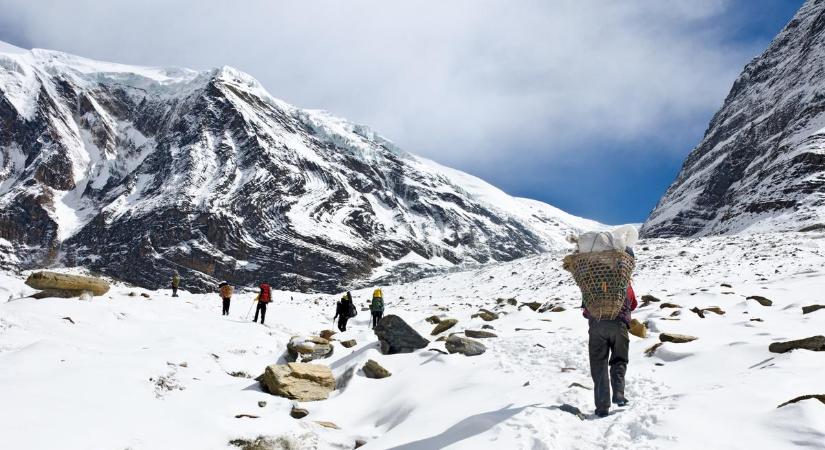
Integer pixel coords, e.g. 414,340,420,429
286,336,333,363
374,315,429,354
25,271,110,297
260,363,335,402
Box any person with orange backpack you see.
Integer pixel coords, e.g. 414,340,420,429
254,282,272,325
218,281,233,316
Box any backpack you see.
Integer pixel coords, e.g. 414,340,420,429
347,301,357,318
220,284,233,298
371,296,384,312
259,283,272,303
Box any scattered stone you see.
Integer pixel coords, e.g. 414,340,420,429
445,335,486,356
569,382,592,390
260,363,336,402
228,371,252,378
802,305,825,315
644,343,663,357
629,319,647,338
355,440,367,449
258,401,267,408
660,303,681,309
141,292,151,298
290,405,309,419
506,298,518,306
235,414,259,419
229,436,280,450
669,310,681,317
128,292,137,297
515,328,541,332
721,283,732,288
374,315,430,354
319,330,336,340
558,403,586,420
750,318,764,322
431,318,458,335
747,296,773,306
315,421,340,430
768,336,825,354
287,336,334,362
25,271,110,297
428,348,448,354
363,359,391,379
61,316,75,324
425,315,442,324
481,324,495,330
472,309,499,321
777,394,825,408
464,329,498,339
435,336,447,342
690,306,726,318
659,333,697,343
520,302,542,312
640,295,661,307
560,367,576,373
535,343,546,349
340,340,357,348
550,306,566,312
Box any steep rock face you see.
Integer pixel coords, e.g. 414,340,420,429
643,0,825,237
0,45,599,292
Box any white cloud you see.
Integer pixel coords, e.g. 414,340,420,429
1,0,761,169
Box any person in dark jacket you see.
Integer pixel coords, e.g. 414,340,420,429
583,248,637,418
171,273,180,297
334,293,355,332
254,283,272,324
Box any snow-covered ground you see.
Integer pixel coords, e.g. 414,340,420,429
1,232,824,449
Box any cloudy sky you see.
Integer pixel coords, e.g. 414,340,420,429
0,0,804,223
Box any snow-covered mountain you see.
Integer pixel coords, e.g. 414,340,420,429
642,0,825,238
0,42,600,292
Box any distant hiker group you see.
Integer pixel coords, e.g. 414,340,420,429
170,273,387,331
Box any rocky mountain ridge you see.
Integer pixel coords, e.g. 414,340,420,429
0,43,599,292
642,0,825,237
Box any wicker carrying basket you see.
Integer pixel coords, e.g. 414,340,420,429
563,250,635,321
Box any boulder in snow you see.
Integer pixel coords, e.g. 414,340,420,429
431,318,458,335
746,295,773,306
659,333,697,344
472,309,499,321
464,329,497,339
629,319,647,338
802,304,825,315
25,271,110,296
445,335,486,356
363,359,391,379
768,336,825,354
374,315,430,354
287,336,333,362
261,363,335,402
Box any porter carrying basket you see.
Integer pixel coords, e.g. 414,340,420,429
563,250,635,321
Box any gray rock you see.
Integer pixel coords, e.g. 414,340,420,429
340,340,357,348
659,333,697,343
261,363,335,402
464,329,497,339
425,315,441,324
747,295,772,306
769,336,825,354
802,305,825,315
431,318,458,335
374,315,430,354
287,336,333,362
290,405,308,419
363,359,391,379
445,335,486,356
472,309,499,321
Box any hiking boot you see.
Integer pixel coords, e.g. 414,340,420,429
613,398,629,407
595,409,609,418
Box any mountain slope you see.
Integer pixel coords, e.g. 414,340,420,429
642,0,825,237
0,43,600,292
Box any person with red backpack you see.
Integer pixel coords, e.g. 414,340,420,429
254,283,272,325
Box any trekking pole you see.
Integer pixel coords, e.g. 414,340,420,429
245,298,256,320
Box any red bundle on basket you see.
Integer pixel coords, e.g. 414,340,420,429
563,250,635,321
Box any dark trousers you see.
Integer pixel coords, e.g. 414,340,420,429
254,303,267,324
222,297,231,315
371,311,383,328
172,286,178,297
337,316,349,332
588,319,629,412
